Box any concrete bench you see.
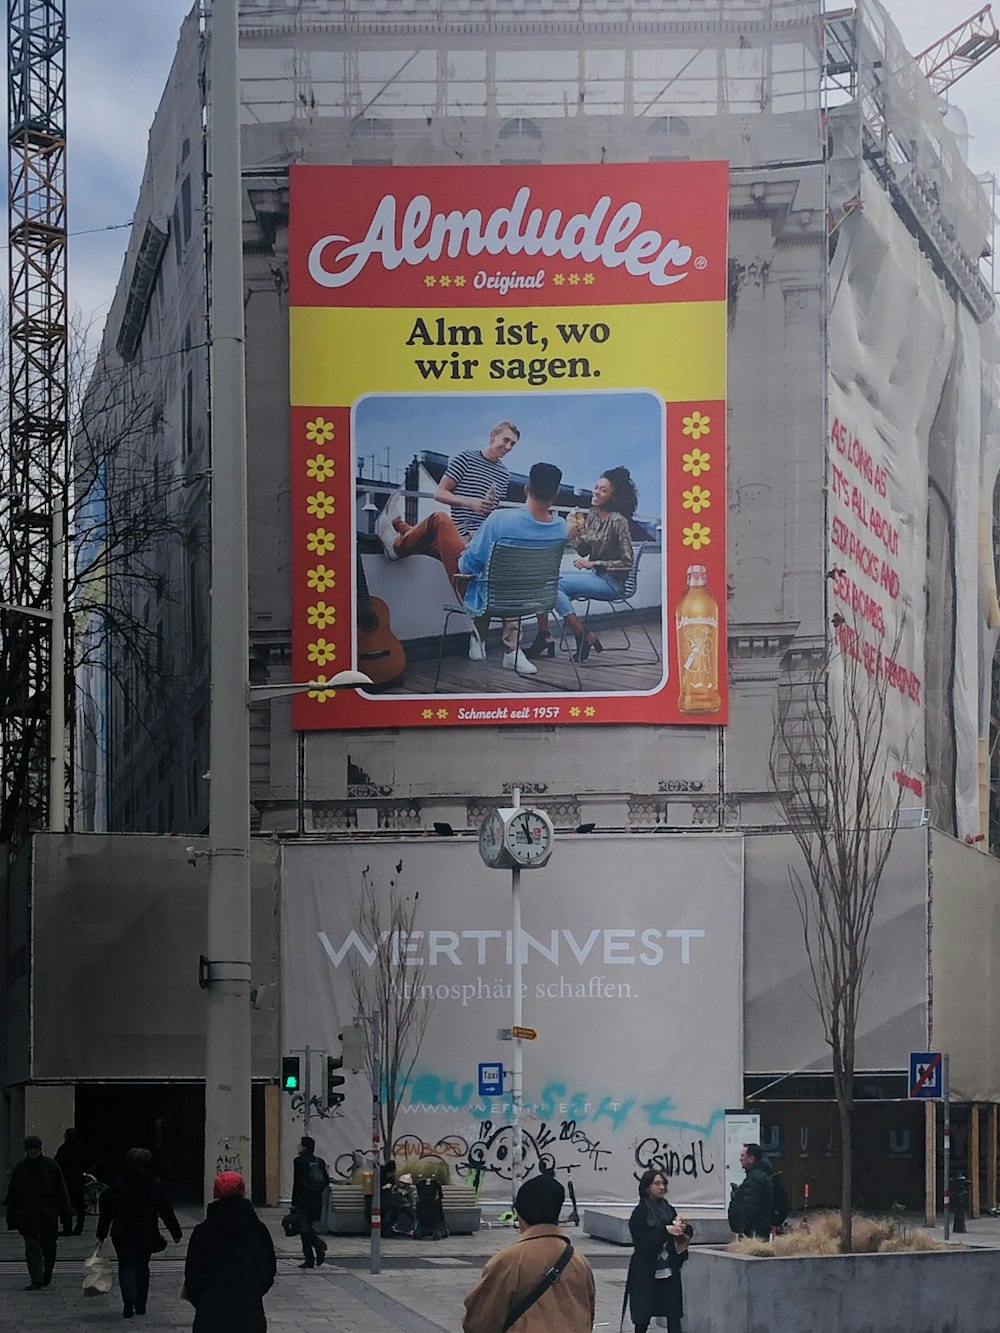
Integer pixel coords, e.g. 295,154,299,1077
323,1182,481,1235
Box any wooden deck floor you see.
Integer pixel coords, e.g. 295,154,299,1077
383,615,665,696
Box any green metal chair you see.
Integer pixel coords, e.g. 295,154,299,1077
434,540,581,692
575,541,662,665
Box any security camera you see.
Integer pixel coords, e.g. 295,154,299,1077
250,984,267,1011
185,846,201,867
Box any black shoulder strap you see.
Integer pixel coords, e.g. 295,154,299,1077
502,1236,573,1333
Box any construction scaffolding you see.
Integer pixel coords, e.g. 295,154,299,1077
2,0,68,844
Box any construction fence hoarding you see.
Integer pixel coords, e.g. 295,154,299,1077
288,162,728,730
279,836,743,1206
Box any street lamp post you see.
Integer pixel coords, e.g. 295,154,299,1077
204,0,252,1201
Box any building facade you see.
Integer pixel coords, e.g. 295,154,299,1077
4,0,999,1208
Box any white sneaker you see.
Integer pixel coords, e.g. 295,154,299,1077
376,490,406,560
503,649,538,675
468,632,487,661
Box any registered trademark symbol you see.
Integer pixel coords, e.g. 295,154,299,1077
694,255,708,270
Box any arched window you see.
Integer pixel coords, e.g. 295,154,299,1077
647,115,691,162
498,117,543,164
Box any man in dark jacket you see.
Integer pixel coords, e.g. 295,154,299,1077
3,1134,72,1290
184,1171,276,1333
55,1127,88,1235
727,1143,774,1240
291,1135,328,1269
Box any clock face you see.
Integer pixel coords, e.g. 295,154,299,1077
505,809,553,865
478,810,507,867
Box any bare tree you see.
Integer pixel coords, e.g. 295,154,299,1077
770,614,907,1251
350,861,434,1163
0,319,206,837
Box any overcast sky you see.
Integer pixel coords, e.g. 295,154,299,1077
48,0,1000,331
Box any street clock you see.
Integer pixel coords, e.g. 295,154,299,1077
478,806,555,870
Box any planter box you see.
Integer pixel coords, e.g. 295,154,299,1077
684,1246,1000,1333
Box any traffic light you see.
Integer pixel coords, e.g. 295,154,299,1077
326,1055,346,1108
281,1055,300,1092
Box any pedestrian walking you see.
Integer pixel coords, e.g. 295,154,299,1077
291,1135,328,1269
183,1171,276,1333
726,1143,774,1240
55,1127,89,1235
3,1134,72,1290
624,1169,694,1333
96,1147,183,1319
462,1173,595,1333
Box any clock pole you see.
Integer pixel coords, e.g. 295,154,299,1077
510,785,524,1211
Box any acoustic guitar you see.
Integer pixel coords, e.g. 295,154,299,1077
356,549,406,686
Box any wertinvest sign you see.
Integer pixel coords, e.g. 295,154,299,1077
288,162,729,730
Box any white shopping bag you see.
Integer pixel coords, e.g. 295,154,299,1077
82,1239,113,1296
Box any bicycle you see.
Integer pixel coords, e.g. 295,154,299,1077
83,1171,107,1216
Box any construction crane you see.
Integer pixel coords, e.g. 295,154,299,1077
916,4,1000,95
2,0,69,844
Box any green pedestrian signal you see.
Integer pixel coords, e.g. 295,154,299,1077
281,1055,300,1092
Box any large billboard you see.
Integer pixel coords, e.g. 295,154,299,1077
288,163,728,729
280,836,743,1206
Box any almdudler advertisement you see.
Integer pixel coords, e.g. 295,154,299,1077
288,163,728,729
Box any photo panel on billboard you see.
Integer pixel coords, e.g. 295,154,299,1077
288,163,728,729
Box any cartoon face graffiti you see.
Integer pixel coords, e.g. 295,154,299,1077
463,1124,545,1181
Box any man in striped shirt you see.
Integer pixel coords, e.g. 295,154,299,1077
377,421,535,669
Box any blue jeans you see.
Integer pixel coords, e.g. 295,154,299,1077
555,568,621,618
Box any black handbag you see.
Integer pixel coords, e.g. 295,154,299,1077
150,1228,168,1253
281,1208,307,1237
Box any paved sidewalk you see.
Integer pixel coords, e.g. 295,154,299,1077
4,1205,995,1331
0,1205,631,1332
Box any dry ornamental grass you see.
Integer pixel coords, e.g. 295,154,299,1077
728,1211,949,1257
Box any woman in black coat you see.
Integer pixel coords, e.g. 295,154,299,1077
184,1172,276,1333
96,1147,182,1319
624,1168,694,1333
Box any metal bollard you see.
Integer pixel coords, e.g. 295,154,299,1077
953,1174,968,1234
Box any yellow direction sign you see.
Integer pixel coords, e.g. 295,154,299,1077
511,1025,538,1040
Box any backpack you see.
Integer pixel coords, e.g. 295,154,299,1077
771,1171,791,1227
305,1158,327,1191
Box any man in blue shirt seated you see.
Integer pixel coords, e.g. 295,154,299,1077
458,461,567,676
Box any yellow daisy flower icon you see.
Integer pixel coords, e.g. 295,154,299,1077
307,676,336,702
682,410,711,440
306,564,336,593
306,527,336,556
682,484,711,515
305,417,335,444
583,273,595,285
422,708,434,720
306,490,336,520
424,275,437,287
584,706,596,717
439,275,452,287
306,601,336,630
306,453,335,482
553,274,565,286
568,273,581,286
454,275,467,287
436,708,448,719
681,448,711,478
682,522,712,551
307,638,337,667
569,706,581,717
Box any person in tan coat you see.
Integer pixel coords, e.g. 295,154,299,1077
462,1173,595,1333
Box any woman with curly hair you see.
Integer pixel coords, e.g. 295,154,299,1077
526,465,637,663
